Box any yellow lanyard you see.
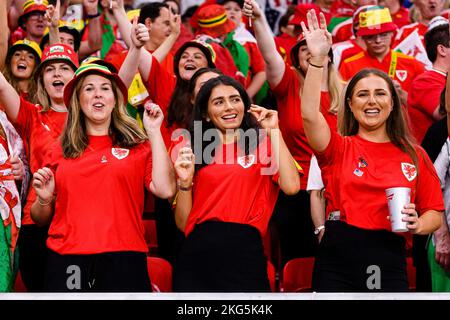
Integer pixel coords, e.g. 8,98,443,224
388,51,398,79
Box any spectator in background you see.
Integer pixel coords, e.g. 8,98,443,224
408,16,450,144
220,0,267,101
274,6,297,65
339,5,424,106
14,0,49,44
1,40,41,103
243,0,342,267
379,0,411,28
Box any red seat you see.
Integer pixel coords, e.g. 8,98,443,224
14,271,27,292
406,257,416,291
147,256,172,292
281,257,315,292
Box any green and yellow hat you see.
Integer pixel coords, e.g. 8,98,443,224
8,39,42,62
357,6,397,37
63,63,128,108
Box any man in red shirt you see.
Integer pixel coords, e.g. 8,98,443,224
407,16,450,143
340,5,425,105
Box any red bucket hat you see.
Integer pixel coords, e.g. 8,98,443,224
356,6,397,37
196,4,236,38
18,0,49,28
289,4,322,27
63,63,128,109
35,44,79,77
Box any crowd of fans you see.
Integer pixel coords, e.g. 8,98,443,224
0,0,449,293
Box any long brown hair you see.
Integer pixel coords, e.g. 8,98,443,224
61,73,148,158
2,52,38,104
339,68,419,167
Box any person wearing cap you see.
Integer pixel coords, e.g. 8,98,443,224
395,0,445,46
339,5,425,105
15,0,49,44
301,9,443,292
194,4,246,84
220,0,267,101
1,40,42,103
0,43,78,292
407,17,450,144
243,0,342,266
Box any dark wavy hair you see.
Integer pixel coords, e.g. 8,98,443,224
190,76,262,172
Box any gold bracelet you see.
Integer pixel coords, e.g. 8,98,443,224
38,197,53,206
309,61,324,68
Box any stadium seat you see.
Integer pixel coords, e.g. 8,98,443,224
13,271,27,292
267,260,277,292
147,256,172,292
281,257,315,292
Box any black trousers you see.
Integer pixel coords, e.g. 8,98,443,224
44,250,151,292
17,224,49,292
173,221,271,292
270,190,317,267
312,221,409,292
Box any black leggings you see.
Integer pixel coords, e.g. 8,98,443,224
312,221,408,292
173,221,271,292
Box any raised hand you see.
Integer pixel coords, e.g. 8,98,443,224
300,10,332,60
130,16,149,49
242,0,263,19
143,101,164,133
9,153,24,181
174,147,195,188
170,11,181,36
110,0,124,11
45,0,60,28
248,104,279,131
32,167,55,203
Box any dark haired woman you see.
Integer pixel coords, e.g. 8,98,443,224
172,76,300,292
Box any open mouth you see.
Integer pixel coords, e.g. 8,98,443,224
17,63,27,71
52,80,65,89
184,64,197,71
221,114,238,121
93,102,105,109
364,109,380,116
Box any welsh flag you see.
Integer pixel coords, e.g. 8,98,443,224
393,29,431,68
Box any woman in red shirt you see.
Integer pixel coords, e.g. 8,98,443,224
172,76,300,291
30,63,176,292
300,10,443,292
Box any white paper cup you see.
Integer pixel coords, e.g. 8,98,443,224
386,187,411,232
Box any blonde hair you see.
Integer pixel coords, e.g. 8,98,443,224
295,61,343,115
61,73,148,158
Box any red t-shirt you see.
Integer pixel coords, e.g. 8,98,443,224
145,56,178,147
184,136,296,237
272,65,337,188
407,69,447,144
316,130,444,232
274,33,297,65
339,50,425,91
11,97,67,225
46,136,152,254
